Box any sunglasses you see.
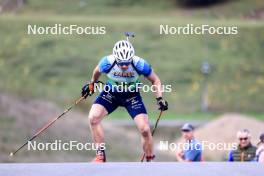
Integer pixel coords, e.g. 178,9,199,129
182,129,191,132
117,62,131,67
239,137,248,141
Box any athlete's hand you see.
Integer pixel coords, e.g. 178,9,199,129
156,97,168,111
81,82,95,98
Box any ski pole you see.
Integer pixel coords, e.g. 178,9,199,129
9,81,105,156
9,96,85,157
140,110,163,162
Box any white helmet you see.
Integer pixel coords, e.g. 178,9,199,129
113,40,135,63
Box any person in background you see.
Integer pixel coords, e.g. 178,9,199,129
228,129,257,162
255,133,264,163
176,123,202,162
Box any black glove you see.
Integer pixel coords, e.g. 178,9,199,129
156,97,168,111
81,82,95,98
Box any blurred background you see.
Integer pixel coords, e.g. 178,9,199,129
0,0,263,162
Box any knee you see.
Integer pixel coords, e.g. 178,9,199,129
140,125,151,138
88,113,101,126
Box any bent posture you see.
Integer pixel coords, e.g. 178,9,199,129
81,39,168,162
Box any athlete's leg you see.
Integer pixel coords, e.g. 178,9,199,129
88,104,108,145
89,91,119,162
134,113,153,158
124,92,154,160
88,103,108,162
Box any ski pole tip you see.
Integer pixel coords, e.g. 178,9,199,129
9,152,13,157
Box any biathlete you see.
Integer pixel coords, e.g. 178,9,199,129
81,33,168,162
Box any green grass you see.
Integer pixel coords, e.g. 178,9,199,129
7,0,264,19
1,0,264,114
246,113,264,121
0,14,263,113
107,109,217,120
108,109,264,121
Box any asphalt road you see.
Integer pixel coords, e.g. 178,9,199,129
0,162,263,176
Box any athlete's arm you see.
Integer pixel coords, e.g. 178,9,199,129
147,71,162,98
147,70,168,111
90,65,101,83
81,66,101,98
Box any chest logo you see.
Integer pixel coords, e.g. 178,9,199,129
113,72,135,77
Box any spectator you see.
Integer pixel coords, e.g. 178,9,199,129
228,129,257,161
176,123,202,162
255,133,264,163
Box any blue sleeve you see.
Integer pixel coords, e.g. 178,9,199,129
228,151,234,162
98,56,112,73
184,143,202,161
134,59,152,77
184,149,201,161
